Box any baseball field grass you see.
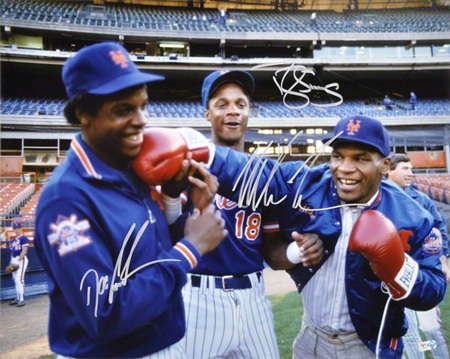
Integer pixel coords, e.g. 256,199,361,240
270,291,450,359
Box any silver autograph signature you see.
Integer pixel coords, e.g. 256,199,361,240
80,221,179,317
252,63,343,109
233,130,367,212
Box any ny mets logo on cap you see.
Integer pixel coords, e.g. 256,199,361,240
62,41,164,100
109,50,129,69
346,119,361,136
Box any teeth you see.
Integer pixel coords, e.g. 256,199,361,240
341,179,357,185
127,133,142,142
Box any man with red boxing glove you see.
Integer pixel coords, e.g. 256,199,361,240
131,115,447,359
134,69,323,359
33,41,227,359
212,115,447,359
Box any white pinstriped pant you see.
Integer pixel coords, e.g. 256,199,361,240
403,309,425,359
181,272,280,359
11,256,28,299
404,307,450,359
417,307,450,359
293,314,377,359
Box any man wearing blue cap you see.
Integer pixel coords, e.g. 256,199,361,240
158,69,322,359
33,41,227,359
135,114,447,358
7,222,29,307
178,69,278,359
201,114,447,359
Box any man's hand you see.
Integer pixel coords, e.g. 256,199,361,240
161,153,194,198
291,232,324,267
184,204,228,255
188,161,218,211
263,231,324,270
5,263,19,274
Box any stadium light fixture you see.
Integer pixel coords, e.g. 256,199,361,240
405,40,416,50
159,43,185,48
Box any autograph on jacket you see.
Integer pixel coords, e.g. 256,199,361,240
233,130,366,212
79,221,179,317
252,63,343,109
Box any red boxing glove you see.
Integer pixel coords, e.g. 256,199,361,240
349,210,418,300
131,127,212,185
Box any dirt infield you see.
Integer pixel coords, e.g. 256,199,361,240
0,268,295,359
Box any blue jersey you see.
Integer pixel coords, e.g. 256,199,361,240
11,234,29,258
210,146,447,359
182,193,279,276
34,133,201,358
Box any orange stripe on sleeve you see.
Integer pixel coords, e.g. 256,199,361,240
390,337,398,350
174,242,197,268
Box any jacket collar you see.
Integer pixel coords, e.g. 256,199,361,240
69,133,133,184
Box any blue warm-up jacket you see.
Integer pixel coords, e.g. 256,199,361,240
34,134,200,358
210,145,447,359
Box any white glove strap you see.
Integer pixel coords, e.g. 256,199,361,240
177,127,209,151
205,142,215,168
176,127,215,168
389,253,419,301
286,241,302,264
161,194,182,225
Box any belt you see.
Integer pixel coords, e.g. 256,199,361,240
304,316,359,344
190,272,262,291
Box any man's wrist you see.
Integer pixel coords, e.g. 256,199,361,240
161,194,182,225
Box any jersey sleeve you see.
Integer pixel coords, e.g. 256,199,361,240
34,189,196,344
210,146,307,208
20,235,30,247
401,205,448,311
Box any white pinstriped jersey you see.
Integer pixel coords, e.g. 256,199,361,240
302,205,363,332
179,193,280,358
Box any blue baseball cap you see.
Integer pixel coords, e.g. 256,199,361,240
62,42,164,100
201,69,255,109
323,115,391,157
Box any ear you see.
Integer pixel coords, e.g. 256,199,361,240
76,108,91,126
381,157,391,175
205,109,211,123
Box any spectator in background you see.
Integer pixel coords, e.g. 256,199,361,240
383,95,393,110
387,153,449,359
410,91,417,110
310,12,317,27
0,226,7,243
9,222,29,307
219,8,227,25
